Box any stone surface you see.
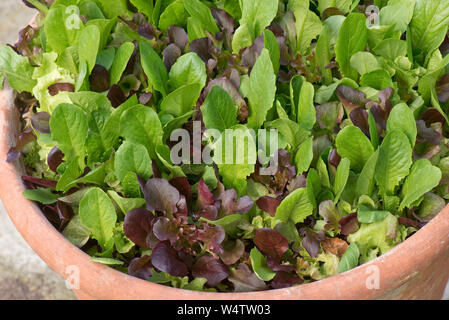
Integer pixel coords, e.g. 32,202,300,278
0,1,76,300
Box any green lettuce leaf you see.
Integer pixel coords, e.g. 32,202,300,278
335,13,368,81
375,130,413,196
0,45,36,92
246,49,276,129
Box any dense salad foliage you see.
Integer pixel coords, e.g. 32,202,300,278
2,0,449,292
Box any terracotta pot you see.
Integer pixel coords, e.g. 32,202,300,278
1,87,449,300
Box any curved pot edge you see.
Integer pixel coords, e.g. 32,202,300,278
1,87,449,300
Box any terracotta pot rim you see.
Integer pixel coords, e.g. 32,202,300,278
1,86,449,300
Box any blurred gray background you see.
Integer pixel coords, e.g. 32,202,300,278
0,1,448,301
0,0,76,300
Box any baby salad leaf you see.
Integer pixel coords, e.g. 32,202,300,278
201,86,238,132
348,213,398,261
98,0,132,19
22,188,60,205
360,69,394,90
333,157,350,203
357,151,379,197
139,40,168,96
337,242,360,273
372,39,407,61
130,0,154,20
275,188,314,224
168,52,207,91
79,187,117,251
110,42,135,86
350,52,381,76
410,0,449,65
232,0,279,54
158,0,188,32
108,191,146,215
375,130,413,196
86,109,115,165
336,126,374,173
317,0,353,15
120,105,163,159
268,118,310,150
90,257,124,266
386,103,417,148
399,159,442,210
368,111,379,150
161,83,202,117
316,24,332,85
184,0,220,35
296,80,316,131
246,49,276,129
44,5,83,54
214,125,256,196
62,215,91,248
335,13,368,81
357,205,390,224
254,228,289,261
295,137,314,175
289,0,322,54
56,158,83,192
379,3,411,33
50,103,88,167
79,24,101,74
263,29,280,74
250,247,276,281
114,141,153,182
0,45,36,92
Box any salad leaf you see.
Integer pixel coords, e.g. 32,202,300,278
296,80,316,131
168,52,207,91
201,86,238,132
336,126,374,173
375,130,413,196
139,40,168,96
333,157,350,203
295,137,313,175
232,0,278,54
184,0,220,35
44,5,83,54
410,0,449,65
79,187,117,251
110,42,135,86
250,247,276,281
22,188,60,205
275,188,314,224
50,103,88,167
246,49,276,129
289,0,322,54
335,13,368,80
120,105,163,158
213,125,256,195
337,242,359,273
79,25,101,74
386,103,417,148
0,45,36,92
400,159,442,210
114,142,153,182
348,213,398,262
161,84,201,117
